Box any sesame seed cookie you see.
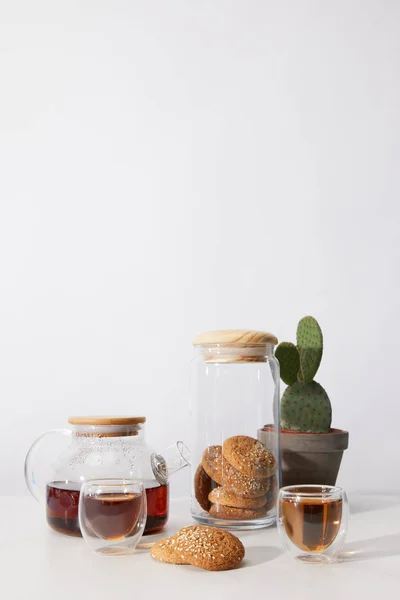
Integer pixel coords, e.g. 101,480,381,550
208,487,267,509
150,536,189,565
209,504,267,520
201,445,224,485
223,435,276,479
202,444,269,498
223,460,269,498
194,464,216,511
172,526,245,571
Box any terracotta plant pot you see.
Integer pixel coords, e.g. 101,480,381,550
258,426,349,487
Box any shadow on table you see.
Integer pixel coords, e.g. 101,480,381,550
242,545,282,568
339,532,400,562
349,494,400,514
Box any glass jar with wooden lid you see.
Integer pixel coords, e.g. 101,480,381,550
190,330,281,529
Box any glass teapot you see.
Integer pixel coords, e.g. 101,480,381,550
24,416,190,536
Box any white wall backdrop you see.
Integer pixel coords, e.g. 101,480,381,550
0,1,399,496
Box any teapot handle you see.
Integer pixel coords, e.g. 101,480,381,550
24,429,71,502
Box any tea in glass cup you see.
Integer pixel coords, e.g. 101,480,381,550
278,485,348,563
79,479,146,555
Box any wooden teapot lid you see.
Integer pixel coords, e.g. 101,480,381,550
68,416,146,426
193,329,278,347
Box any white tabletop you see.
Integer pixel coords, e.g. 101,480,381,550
1,494,399,599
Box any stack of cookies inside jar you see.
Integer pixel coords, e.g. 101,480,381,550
195,435,277,522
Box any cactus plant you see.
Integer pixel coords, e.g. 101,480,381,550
275,342,299,386
296,316,323,382
276,316,332,433
280,381,331,432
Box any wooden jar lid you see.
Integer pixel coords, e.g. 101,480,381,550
68,416,146,426
193,330,278,363
193,329,278,347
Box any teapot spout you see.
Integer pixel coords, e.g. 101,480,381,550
151,441,191,484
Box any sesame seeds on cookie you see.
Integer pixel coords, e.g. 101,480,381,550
150,526,245,571
223,435,276,479
150,536,189,565
222,460,269,498
201,445,224,484
172,526,245,571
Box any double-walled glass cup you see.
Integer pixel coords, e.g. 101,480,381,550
190,329,281,530
79,479,146,555
278,485,349,563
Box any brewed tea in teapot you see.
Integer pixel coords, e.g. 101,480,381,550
25,416,190,536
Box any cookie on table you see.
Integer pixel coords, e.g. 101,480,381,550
194,464,215,512
201,445,224,485
173,526,245,571
208,487,267,509
223,435,276,479
150,537,189,565
150,526,245,571
209,504,267,520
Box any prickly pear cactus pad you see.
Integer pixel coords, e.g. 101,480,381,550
296,316,323,382
275,342,300,386
281,381,332,433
